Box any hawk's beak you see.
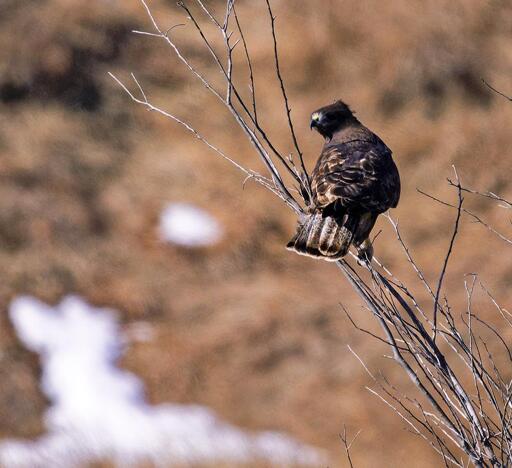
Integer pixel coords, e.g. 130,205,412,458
310,112,320,130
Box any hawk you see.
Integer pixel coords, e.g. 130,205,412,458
287,100,400,262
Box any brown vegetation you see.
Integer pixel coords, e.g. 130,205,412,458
0,0,511,466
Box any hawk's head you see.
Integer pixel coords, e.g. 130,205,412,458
310,100,356,140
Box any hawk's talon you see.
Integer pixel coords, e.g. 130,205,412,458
356,239,374,266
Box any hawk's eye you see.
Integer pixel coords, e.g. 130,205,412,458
323,112,335,121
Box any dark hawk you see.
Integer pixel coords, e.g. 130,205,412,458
287,100,400,262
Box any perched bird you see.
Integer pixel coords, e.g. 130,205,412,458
287,100,400,262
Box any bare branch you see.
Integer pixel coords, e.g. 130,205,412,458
117,3,512,465
264,0,311,202
339,424,361,468
433,167,463,342
233,5,258,124
108,73,286,203
178,0,310,201
418,189,512,246
447,179,512,210
131,0,304,214
482,79,512,102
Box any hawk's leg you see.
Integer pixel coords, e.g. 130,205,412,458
356,238,374,265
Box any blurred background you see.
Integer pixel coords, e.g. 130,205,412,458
0,0,511,466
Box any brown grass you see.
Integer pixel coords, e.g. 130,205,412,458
0,0,511,466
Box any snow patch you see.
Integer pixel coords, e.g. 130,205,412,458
0,296,324,467
159,202,223,247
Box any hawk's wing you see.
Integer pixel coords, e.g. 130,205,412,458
311,138,400,212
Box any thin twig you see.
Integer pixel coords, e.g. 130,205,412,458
448,180,512,209
417,190,512,246
482,79,512,102
264,0,311,202
135,0,303,214
433,167,463,342
339,424,361,468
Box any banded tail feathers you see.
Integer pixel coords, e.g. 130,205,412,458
286,211,358,261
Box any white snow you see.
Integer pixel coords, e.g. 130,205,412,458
0,296,325,468
158,203,223,247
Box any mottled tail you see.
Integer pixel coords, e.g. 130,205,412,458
286,212,358,261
